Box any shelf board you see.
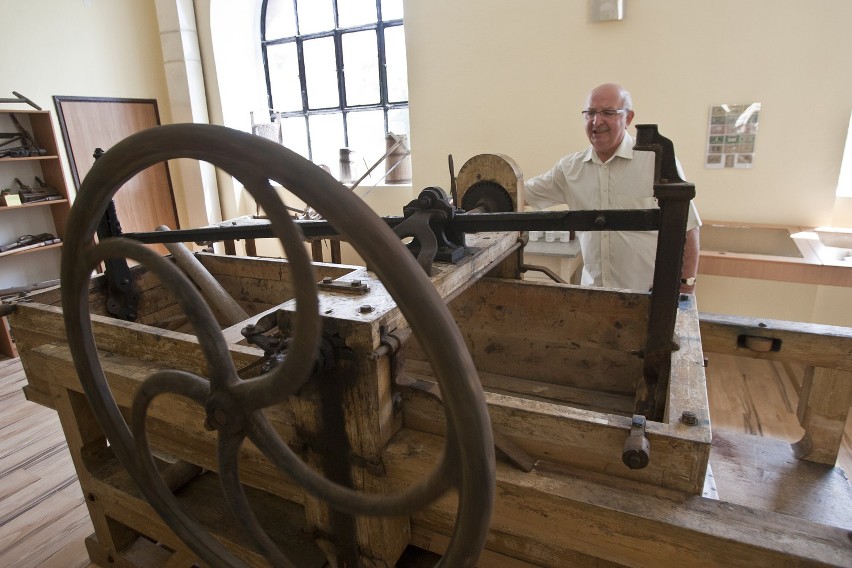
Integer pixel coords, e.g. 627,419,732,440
0,199,69,211
0,155,61,163
0,242,62,259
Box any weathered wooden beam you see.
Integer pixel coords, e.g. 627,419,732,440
699,312,852,370
385,429,852,568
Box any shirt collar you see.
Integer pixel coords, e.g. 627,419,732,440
584,132,636,164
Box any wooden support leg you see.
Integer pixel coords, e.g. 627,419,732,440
311,240,324,262
792,366,852,465
330,240,342,264
245,238,257,257
51,385,142,563
0,315,17,357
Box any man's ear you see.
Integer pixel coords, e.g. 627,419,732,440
625,110,635,126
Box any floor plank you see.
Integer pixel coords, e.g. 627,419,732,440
0,357,94,568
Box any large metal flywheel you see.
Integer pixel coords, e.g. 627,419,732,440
60,124,495,567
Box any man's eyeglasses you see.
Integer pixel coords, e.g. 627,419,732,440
581,109,628,120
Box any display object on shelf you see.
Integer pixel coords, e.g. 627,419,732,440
0,191,22,206
0,233,60,254
0,112,47,158
0,108,71,357
13,176,63,203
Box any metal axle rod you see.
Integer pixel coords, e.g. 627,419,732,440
122,208,662,245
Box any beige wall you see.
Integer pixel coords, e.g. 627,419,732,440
0,0,175,208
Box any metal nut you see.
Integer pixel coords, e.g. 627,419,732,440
681,410,698,425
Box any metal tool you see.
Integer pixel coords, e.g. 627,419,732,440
0,113,47,158
0,91,41,110
622,414,651,469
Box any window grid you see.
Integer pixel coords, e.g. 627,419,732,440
261,0,406,164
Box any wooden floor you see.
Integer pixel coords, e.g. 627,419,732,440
0,353,849,567
0,357,93,568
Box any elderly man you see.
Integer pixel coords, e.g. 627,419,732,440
524,83,701,293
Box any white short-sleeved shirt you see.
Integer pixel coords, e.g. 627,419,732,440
524,133,701,291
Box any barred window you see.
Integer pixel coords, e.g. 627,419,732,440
261,0,408,178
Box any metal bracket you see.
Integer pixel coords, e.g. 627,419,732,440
393,187,466,275
622,414,651,470
318,277,370,295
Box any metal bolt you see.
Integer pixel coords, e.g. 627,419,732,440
681,410,698,425
351,280,362,287
359,305,373,314
626,454,644,469
213,407,229,426
322,276,333,284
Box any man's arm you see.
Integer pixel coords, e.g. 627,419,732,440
680,226,700,293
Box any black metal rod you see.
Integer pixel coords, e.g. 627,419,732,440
122,208,663,245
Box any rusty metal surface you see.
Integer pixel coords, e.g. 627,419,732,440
634,124,696,421
60,124,496,567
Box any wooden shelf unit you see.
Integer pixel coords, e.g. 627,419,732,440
0,109,71,357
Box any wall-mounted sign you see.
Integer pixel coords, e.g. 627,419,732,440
705,103,760,169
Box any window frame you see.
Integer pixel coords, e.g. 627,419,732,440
260,0,407,164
